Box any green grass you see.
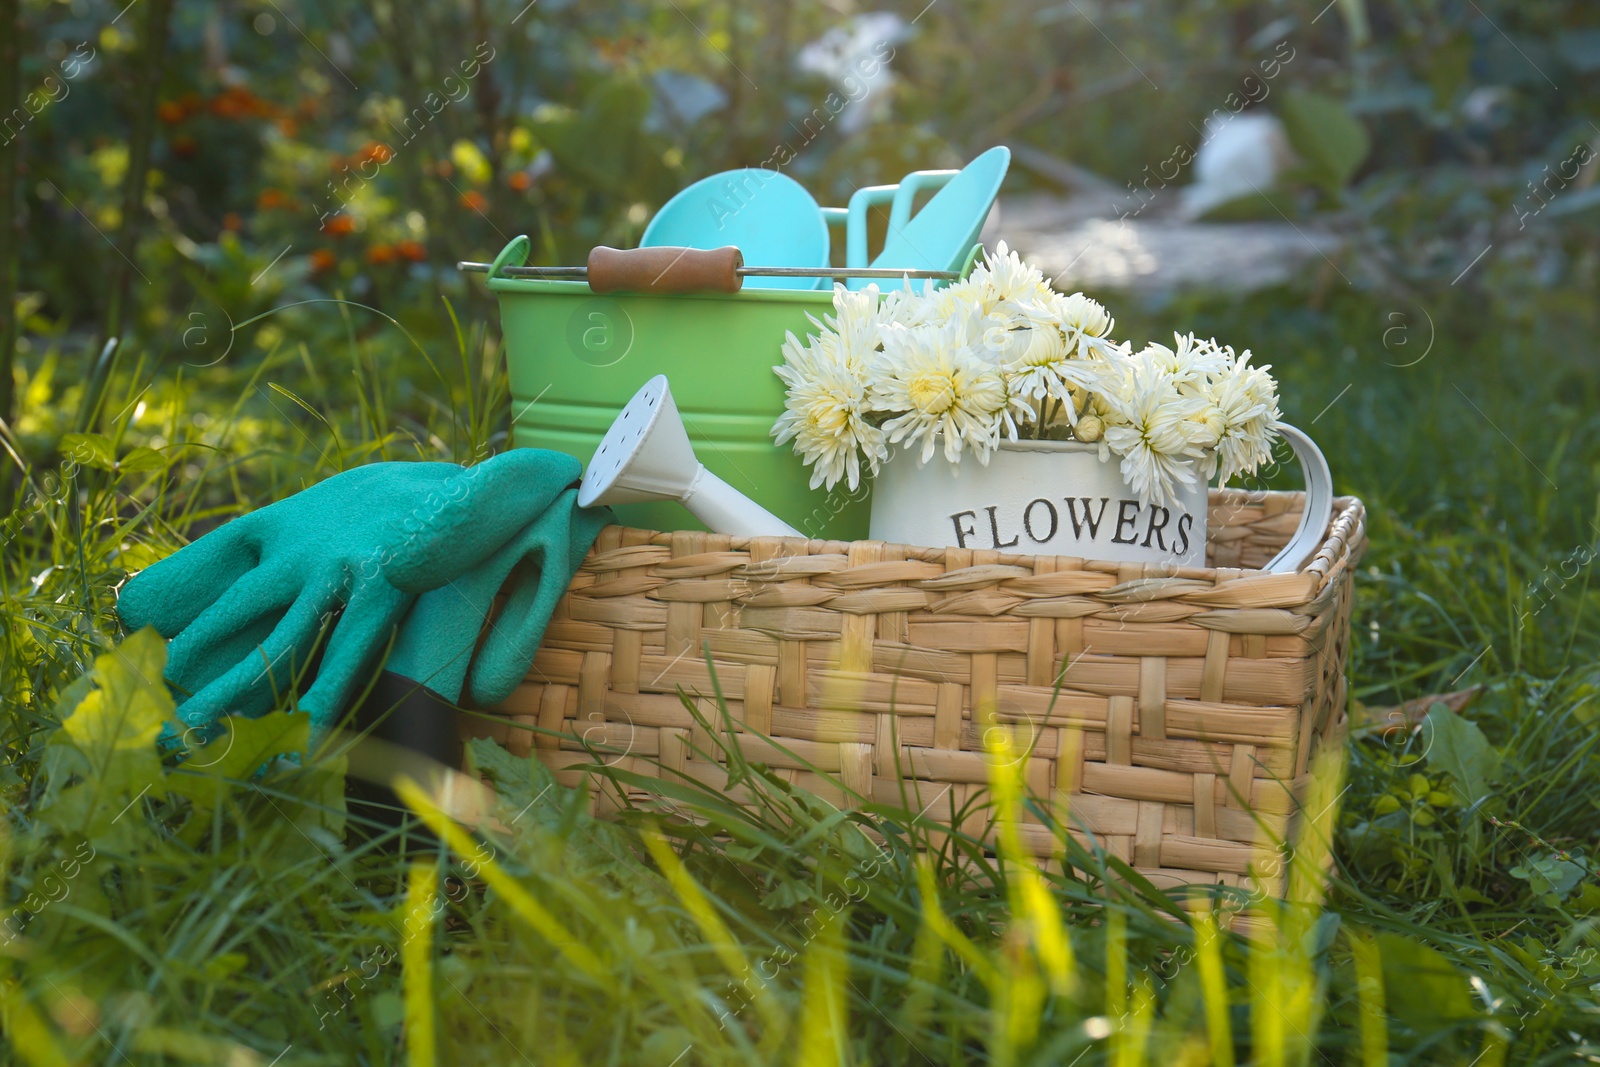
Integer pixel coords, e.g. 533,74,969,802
2,279,1599,1065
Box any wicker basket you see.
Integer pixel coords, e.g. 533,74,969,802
465,488,1367,898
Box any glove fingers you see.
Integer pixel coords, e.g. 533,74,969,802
172,607,287,715
384,449,584,593
468,492,611,707
118,518,258,637
384,500,576,702
383,582,484,706
297,580,413,742
174,574,347,729
165,563,309,693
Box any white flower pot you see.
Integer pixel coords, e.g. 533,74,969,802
868,423,1334,573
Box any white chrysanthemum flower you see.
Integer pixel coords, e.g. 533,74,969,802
1095,357,1211,507
901,275,983,327
1143,333,1228,387
879,277,935,327
1053,291,1117,358
1003,323,1108,413
871,313,1016,465
772,330,887,492
937,241,1055,337
979,308,1043,365
1186,403,1226,453
1133,334,1229,450
803,283,892,373
1201,350,1281,483
768,239,1283,512
978,240,1053,306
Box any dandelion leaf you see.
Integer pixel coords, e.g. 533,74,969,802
1423,702,1502,805
37,628,172,844
168,710,314,811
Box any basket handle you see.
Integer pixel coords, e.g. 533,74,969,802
1261,423,1335,574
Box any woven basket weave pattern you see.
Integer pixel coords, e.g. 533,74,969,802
471,488,1367,895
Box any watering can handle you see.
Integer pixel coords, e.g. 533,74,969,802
1260,423,1336,574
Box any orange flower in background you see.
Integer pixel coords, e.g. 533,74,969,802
395,239,426,263
209,86,277,121
507,170,532,192
221,212,243,232
159,94,204,124
459,190,487,212
432,161,454,179
365,244,397,265
356,142,394,166
321,214,356,237
171,135,197,158
309,249,337,273
276,117,299,137
208,88,247,119
257,188,292,211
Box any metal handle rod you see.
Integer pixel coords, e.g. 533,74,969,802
456,261,962,280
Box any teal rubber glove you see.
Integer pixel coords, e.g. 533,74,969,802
351,487,610,764
388,485,610,704
117,450,586,735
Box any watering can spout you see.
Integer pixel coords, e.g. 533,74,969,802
581,376,802,539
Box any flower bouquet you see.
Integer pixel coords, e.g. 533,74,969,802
771,243,1297,563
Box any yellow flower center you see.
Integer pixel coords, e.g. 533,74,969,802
807,397,851,436
907,371,957,414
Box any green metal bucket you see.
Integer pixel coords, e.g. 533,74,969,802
485,235,870,540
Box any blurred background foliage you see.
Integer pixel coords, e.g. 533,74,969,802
5,0,1600,1063
6,0,1600,360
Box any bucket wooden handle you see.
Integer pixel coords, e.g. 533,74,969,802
586,246,744,294
1262,423,1336,574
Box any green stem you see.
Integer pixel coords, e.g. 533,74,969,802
84,0,175,433
0,0,18,490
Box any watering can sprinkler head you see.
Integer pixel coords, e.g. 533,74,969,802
581,375,803,539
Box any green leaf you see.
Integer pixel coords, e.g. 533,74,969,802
46,670,98,724
1279,90,1371,194
760,880,815,909
371,991,405,1029
1508,852,1589,901
203,952,249,982
1423,703,1503,806
469,735,586,833
59,431,116,471
468,735,535,799
165,709,347,849
640,1028,697,1067
37,628,174,845
167,710,314,811
116,446,169,473
1574,883,1600,915
1376,932,1478,1030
